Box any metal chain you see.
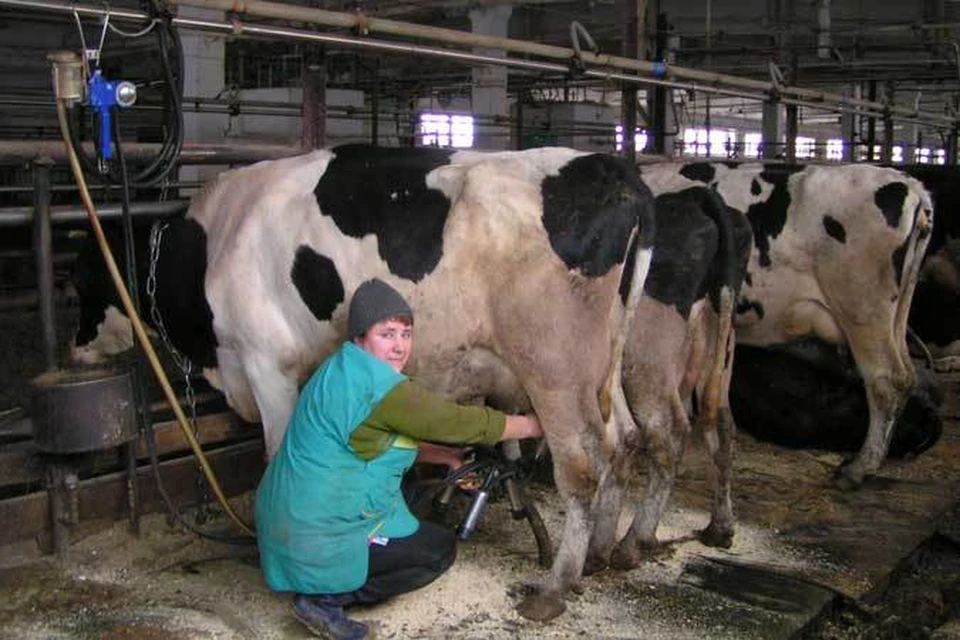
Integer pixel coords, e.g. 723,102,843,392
147,220,211,522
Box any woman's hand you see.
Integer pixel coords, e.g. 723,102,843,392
501,414,543,440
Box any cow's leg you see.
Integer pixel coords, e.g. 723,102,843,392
516,394,605,622
830,316,914,489
241,350,299,460
611,393,687,570
699,404,735,547
697,300,736,548
583,454,627,575
837,368,909,489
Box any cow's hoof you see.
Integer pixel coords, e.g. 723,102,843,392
516,587,566,622
698,524,734,549
609,544,641,571
833,465,865,491
582,554,609,576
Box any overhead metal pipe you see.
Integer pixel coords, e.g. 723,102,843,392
2,0,954,129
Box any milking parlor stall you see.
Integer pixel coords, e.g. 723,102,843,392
2,0,960,638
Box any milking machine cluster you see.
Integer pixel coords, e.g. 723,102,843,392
409,443,554,569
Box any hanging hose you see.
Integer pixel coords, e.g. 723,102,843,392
112,111,251,545
56,97,255,538
68,0,184,187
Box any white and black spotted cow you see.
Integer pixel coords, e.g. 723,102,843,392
582,186,752,573
72,143,658,621
639,160,934,489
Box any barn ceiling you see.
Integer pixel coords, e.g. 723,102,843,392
1,0,958,142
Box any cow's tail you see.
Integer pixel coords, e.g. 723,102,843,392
601,189,656,437
694,188,742,432
894,183,934,358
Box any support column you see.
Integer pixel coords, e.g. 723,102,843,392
841,85,856,161
301,57,327,150
866,80,877,161
785,104,798,163
649,9,673,156
469,6,512,150
620,0,647,162
32,159,56,372
761,98,781,160
947,124,959,166
880,81,894,164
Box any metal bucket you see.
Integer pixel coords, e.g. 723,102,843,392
31,368,138,454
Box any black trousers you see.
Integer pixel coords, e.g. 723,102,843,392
322,521,457,607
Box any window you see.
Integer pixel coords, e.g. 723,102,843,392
419,113,474,148
826,139,844,161
682,128,736,157
743,133,762,159
795,137,816,160
916,147,931,164
614,125,649,153
934,149,946,165
892,146,904,163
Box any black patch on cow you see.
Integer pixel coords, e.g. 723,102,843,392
722,161,741,169
314,144,457,282
736,298,765,319
73,225,127,347
291,246,345,322
874,182,908,229
150,218,219,368
910,240,960,347
679,162,716,184
892,238,908,286
636,189,719,318
750,178,762,196
744,270,753,287
543,153,647,278
822,215,847,244
730,341,942,459
746,165,804,268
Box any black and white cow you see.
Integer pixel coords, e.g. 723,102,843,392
72,143,658,621
638,160,934,488
899,165,960,361
584,186,752,572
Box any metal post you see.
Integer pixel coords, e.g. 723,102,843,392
371,77,379,147
515,93,524,150
866,81,877,161
761,98,781,160
880,81,894,164
948,125,959,166
32,159,56,372
620,0,641,163
785,103,798,163
651,11,668,155
301,59,326,150
841,85,856,161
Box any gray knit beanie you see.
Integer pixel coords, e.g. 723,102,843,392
347,278,414,339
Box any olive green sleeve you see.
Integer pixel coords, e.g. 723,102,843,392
349,380,506,460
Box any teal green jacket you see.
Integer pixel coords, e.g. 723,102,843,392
254,342,418,594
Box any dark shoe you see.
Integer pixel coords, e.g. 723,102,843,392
292,594,370,640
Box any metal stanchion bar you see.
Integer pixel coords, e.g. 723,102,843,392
0,200,189,226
